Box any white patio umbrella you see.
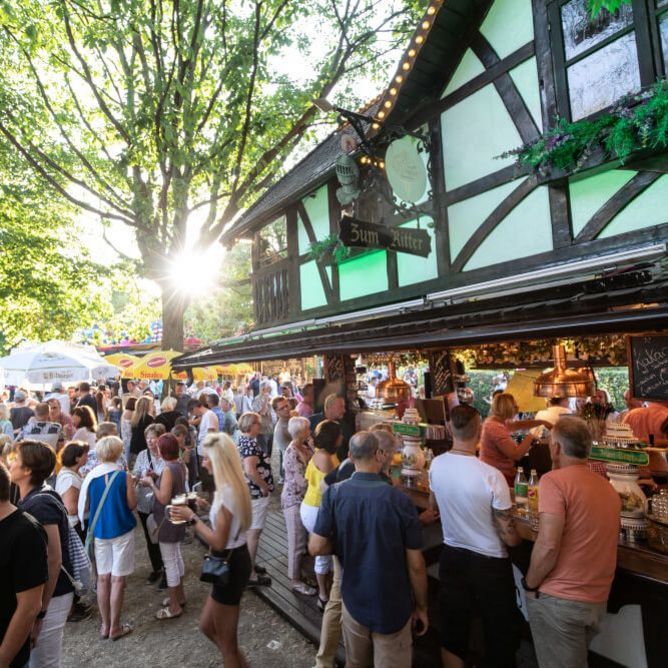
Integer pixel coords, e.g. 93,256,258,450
0,341,119,388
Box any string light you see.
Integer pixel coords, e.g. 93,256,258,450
402,62,410,71
415,35,424,44
422,20,430,29
383,100,392,109
408,48,416,57
378,110,386,119
372,122,380,130
389,87,397,96
427,5,436,15
395,75,403,83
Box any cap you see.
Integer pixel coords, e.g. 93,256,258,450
14,390,26,402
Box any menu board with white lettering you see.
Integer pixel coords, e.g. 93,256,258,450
627,335,668,404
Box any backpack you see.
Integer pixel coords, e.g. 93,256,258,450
28,490,93,596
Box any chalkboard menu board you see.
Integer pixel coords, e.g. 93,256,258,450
627,335,668,403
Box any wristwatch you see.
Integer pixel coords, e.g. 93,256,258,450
36,610,47,620
521,576,540,596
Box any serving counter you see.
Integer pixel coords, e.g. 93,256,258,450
395,481,668,667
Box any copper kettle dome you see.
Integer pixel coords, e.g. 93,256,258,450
533,345,596,398
377,360,412,402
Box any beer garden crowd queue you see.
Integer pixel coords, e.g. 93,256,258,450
1,372,661,668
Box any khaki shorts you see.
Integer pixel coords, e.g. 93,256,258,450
250,495,270,530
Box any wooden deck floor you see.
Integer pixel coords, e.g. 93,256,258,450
253,509,442,667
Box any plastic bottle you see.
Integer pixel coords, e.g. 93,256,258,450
527,469,539,515
514,468,528,507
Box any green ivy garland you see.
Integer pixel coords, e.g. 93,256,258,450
502,81,668,176
307,233,350,264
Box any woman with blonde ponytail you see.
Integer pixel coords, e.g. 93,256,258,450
170,432,252,668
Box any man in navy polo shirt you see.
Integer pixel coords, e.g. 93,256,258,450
310,431,428,668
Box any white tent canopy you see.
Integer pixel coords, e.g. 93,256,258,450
0,341,119,389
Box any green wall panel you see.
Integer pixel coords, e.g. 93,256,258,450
397,219,438,286
509,57,543,131
569,170,637,237
464,186,552,271
442,49,485,98
339,251,388,301
442,84,522,190
300,261,330,311
298,186,330,254
480,0,534,60
599,175,668,238
447,180,518,261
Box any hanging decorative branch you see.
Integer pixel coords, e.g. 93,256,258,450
500,81,668,176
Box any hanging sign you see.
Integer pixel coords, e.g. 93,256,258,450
339,217,431,258
385,135,428,203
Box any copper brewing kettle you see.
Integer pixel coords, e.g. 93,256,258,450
377,360,412,402
533,345,596,398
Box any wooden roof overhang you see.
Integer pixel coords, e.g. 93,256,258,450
173,267,668,367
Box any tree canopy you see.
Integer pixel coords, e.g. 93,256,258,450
0,141,106,354
0,0,424,349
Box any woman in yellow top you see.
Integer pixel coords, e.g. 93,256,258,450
299,420,342,609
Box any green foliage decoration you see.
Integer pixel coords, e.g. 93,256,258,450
307,233,350,264
502,81,668,176
587,0,631,18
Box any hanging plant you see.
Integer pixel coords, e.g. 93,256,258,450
307,233,350,264
587,0,631,19
500,81,668,176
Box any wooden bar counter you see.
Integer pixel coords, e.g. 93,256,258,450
395,480,668,666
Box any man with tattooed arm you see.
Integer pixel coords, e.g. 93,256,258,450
429,405,521,668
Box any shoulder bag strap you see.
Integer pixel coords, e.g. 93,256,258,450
85,470,121,550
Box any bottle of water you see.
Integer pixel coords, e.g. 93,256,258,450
514,468,528,507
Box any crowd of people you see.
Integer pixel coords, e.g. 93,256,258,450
1,371,667,668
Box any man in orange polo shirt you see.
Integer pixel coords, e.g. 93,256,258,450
523,416,620,668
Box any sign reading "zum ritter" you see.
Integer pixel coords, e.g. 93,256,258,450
339,217,432,258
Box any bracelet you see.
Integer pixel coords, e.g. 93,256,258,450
521,576,540,594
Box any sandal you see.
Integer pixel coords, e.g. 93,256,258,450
292,582,317,596
247,574,272,587
156,606,182,620
110,623,133,641
161,597,186,608
255,564,267,575
317,596,328,612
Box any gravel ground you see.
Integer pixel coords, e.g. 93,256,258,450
62,523,316,667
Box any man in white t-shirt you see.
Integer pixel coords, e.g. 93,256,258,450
531,396,571,437
188,398,219,456
429,405,521,667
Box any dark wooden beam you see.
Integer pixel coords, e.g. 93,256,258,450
548,181,572,249
285,206,301,318
532,0,559,130
428,116,451,277
445,164,519,206
452,177,537,272
575,171,662,242
470,33,541,144
327,180,341,305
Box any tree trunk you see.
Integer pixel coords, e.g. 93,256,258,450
158,280,188,352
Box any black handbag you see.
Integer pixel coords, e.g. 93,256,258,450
200,529,241,586
200,552,232,586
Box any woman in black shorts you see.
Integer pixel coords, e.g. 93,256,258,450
170,432,252,668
